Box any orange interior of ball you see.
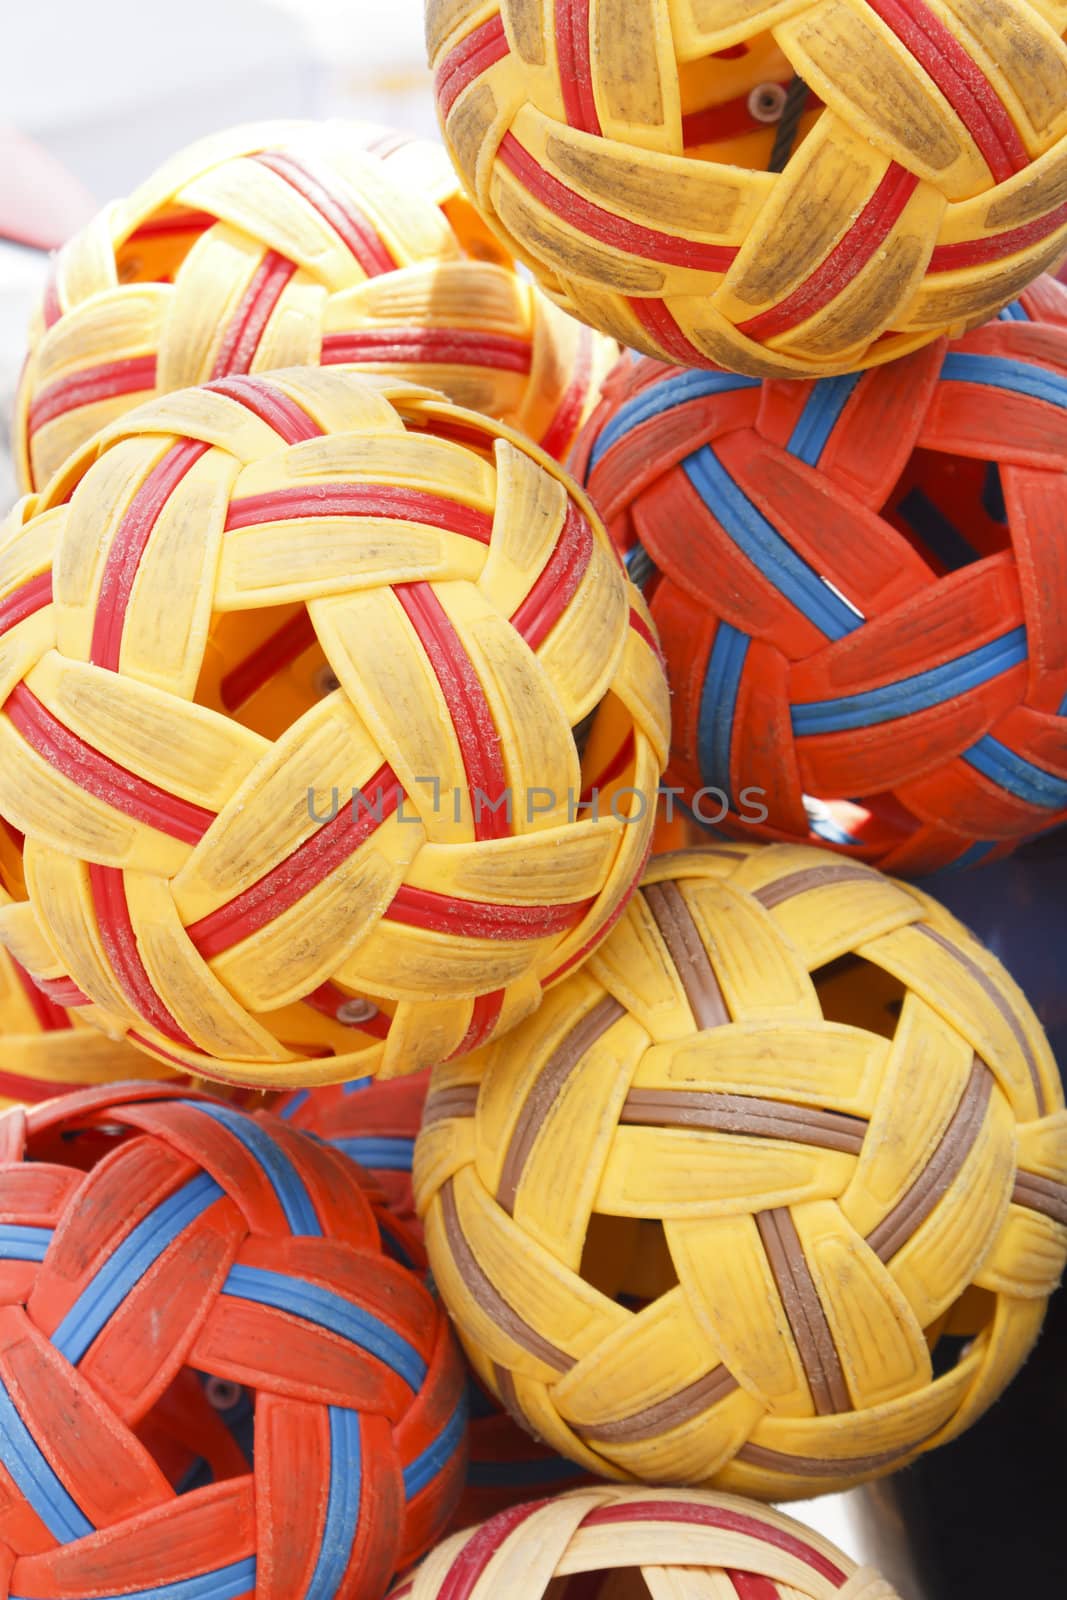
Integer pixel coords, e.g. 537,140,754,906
677,36,824,171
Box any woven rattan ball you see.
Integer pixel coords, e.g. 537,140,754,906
0,370,668,1090
389,1486,899,1599
277,1073,591,1527
571,275,1067,877
415,841,1067,1500
0,943,174,1107
15,119,616,493
428,0,1067,378
0,1082,467,1596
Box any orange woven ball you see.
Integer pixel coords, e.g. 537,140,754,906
15,120,616,492
571,275,1067,876
0,1083,467,1596
0,370,668,1091
428,0,1067,378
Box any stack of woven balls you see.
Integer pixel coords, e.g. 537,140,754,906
0,5,1064,1595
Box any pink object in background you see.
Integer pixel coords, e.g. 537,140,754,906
0,125,95,251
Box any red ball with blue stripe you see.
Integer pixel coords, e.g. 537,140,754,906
0,1083,467,1598
573,275,1067,876
276,1077,591,1528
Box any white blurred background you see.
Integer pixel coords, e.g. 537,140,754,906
0,6,923,1587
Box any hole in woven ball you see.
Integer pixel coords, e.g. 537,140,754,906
677,34,822,165
579,1215,679,1307
115,206,216,285
198,603,334,740
812,955,907,1040
545,1573,652,1599
928,1287,997,1377
887,452,1010,575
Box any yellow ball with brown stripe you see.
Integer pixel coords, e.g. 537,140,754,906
427,0,1067,376
0,371,668,1091
415,841,1067,1499
15,120,617,493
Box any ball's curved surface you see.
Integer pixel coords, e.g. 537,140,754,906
0,371,668,1089
389,1486,900,1599
572,276,1067,876
0,1084,467,1596
415,842,1067,1499
15,120,616,492
428,0,1067,378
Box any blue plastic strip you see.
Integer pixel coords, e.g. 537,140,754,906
275,1090,309,1121
0,1374,93,1542
223,1264,427,1390
302,1408,362,1600
342,1077,374,1095
403,1389,468,1500
12,1556,257,1600
997,300,1029,322
683,446,862,641
189,1100,321,1235
786,372,862,465
895,487,976,572
941,353,1067,410
962,735,1067,810
587,369,760,469
791,626,1027,735
944,841,998,871
0,1225,52,1261
334,1137,415,1173
51,1172,223,1365
696,623,748,800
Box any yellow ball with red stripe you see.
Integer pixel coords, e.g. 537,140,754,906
428,0,1067,377
0,370,669,1091
0,941,173,1108
15,120,617,493
415,842,1067,1499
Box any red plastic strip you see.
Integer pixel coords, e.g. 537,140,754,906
435,1501,551,1600
28,354,158,435
385,883,592,939
256,149,397,276
730,1573,783,1600
395,583,509,842
555,0,601,135
538,323,593,459
0,572,53,637
206,374,324,442
929,199,1067,271
498,134,739,271
0,1066,92,1101
448,989,505,1058
224,483,495,544
90,438,210,672
90,862,197,1047
219,610,318,711
211,250,297,378
33,975,91,1008
737,164,920,342
627,296,710,364
4,683,216,845
434,14,510,121
321,327,533,373
509,503,594,650
10,955,72,1031
865,0,1028,181
186,762,402,959
128,208,217,240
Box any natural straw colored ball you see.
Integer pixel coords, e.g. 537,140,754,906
0,943,172,1107
571,275,1067,876
415,842,1067,1499
0,370,668,1090
427,0,1067,378
0,1083,466,1596
15,120,616,492
389,1486,899,1599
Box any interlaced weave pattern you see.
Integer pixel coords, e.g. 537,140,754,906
572,275,1067,876
277,1075,590,1528
415,843,1067,1500
15,120,616,492
0,370,668,1089
388,1486,899,1599
0,1083,466,1598
427,0,1067,377
0,944,168,1108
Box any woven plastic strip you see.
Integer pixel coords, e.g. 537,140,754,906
415,841,1067,1500
572,274,1067,876
428,0,1067,378
0,1082,466,1598
0,369,668,1089
15,120,616,492
278,1075,591,1527
389,1485,898,1599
